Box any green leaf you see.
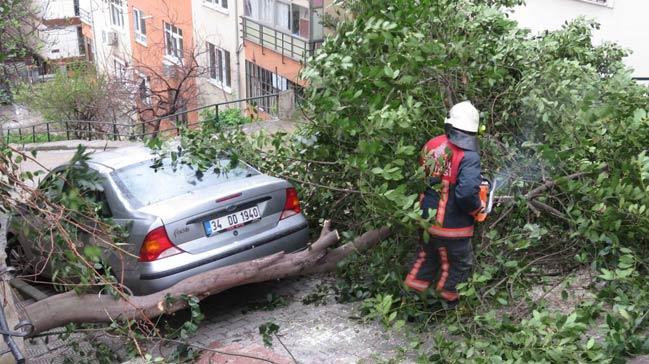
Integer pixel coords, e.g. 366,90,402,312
83,246,102,260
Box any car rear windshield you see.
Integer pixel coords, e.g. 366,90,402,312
112,158,256,207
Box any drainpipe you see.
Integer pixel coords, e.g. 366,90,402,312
234,0,243,99
89,0,99,70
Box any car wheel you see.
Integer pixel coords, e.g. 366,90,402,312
5,234,31,274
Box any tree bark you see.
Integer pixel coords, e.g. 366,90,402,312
23,222,390,335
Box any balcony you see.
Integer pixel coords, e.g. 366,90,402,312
242,17,322,63
79,8,91,24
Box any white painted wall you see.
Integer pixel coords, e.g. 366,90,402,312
79,0,133,76
510,0,649,77
40,0,77,19
191,0,246,106
40,26,81,59
35,0,81,61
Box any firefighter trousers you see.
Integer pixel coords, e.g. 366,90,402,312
404,237,474,302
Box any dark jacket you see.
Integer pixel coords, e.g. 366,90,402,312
420,134,482,238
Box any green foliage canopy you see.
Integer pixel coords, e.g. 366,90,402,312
15,63,119,122
169,0,649,361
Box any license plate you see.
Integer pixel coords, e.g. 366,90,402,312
203,206,261,236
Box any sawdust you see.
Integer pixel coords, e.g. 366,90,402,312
529,267,598,314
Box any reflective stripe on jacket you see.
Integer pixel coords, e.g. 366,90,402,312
420,135,482,238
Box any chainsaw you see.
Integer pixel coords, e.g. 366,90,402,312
475,176,497,222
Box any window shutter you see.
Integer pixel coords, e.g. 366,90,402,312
178,32,183,58
140,13,146,34
216,50,223,82
208,43,216,79
165,26,173,55
225,50,231,87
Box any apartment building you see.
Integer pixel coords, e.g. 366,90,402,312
76,0,332,126
126,0,197,124
511,0,649,79
191,0,245,106
241,0,326,110
192,0,329,111
37,0,86,74
78,0,133,78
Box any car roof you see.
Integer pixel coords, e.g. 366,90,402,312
89,145,155,171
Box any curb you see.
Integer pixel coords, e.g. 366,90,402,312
9,140,141,152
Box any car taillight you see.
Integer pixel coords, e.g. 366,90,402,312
280,187,302,220
139,226,182,262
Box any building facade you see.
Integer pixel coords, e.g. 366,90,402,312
191,0,245,106
78,0,133,77
126,0,197,125
75,0,333,125
37,0,85,73
241,0,326,111
192,0,330,112
511,0,649,79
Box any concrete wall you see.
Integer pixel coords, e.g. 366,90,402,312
510,0,649,77
191,0,246,106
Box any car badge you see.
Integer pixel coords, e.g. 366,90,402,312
226,205,237,212
173,227,189,238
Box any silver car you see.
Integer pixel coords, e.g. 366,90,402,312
6,146,309,295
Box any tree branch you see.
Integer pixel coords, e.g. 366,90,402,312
23,224,389,335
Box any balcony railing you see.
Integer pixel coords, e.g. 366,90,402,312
241,17,322,63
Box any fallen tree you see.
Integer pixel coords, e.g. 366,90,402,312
23,221,390,335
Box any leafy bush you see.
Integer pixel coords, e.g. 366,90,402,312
199,107,252,131
13,62,129,141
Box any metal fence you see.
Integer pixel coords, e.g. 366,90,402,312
2,94,281,144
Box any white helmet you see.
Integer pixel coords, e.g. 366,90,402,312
445,101,480,133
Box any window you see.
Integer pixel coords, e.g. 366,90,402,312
110,0,124,28
244,0,322,39
112,159,254,208
275,1,290,31
291,4,309,38
246,61,300,110
93,190,113,218
166,89,188,125
164,22,183,61
113,58,127,80
133,8,147,44
207,42,231,89
39,168,112,218
138,73,151,106
204,0,228,10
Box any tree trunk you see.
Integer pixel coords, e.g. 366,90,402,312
23,222,391,335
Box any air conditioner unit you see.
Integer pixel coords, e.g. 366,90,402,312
107,31,119,46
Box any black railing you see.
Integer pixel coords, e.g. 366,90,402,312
241,17,322,63
1,94,281,144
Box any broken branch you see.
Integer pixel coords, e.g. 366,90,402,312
23,224,389,335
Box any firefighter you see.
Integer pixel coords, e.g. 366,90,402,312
404,101,484,309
